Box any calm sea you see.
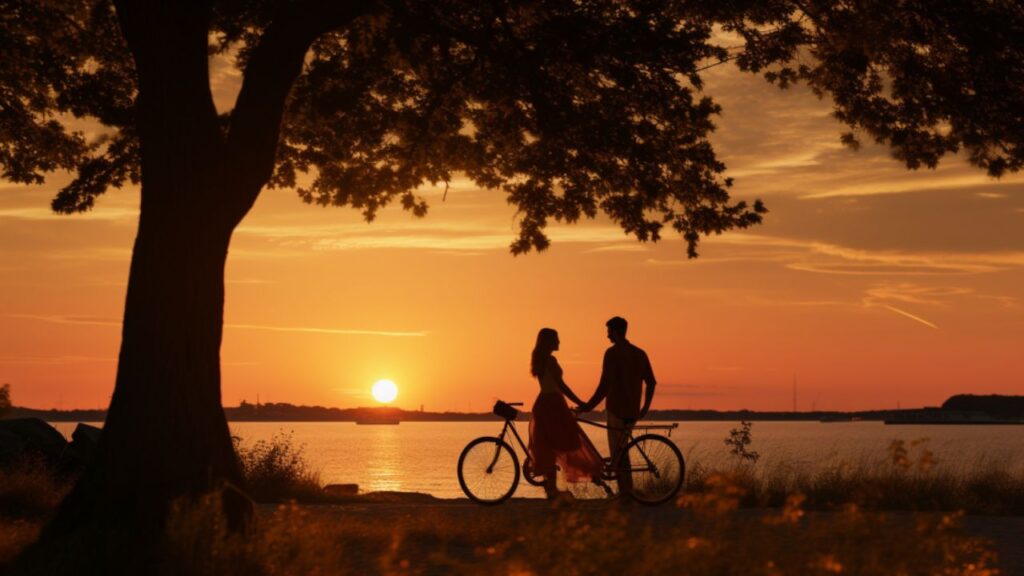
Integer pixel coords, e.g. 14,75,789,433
50,421,1024,499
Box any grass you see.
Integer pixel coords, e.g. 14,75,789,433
0,434,1018,574
154,484,999,575
685,439,1024,516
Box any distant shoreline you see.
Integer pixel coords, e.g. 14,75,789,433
9,394,1021,424
6,404,906,423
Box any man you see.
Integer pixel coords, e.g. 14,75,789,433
577,316,657,497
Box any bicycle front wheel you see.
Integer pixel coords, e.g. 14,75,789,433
458,437,520,504
619,434,685,505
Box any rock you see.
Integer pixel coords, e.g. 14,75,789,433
324,483,359,496
59,423,102,470
0,418,68,467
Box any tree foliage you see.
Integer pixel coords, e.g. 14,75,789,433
731,0,1024,177
4,1,1022,255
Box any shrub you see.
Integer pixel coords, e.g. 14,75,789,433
234,432,323,503
0,457,69,520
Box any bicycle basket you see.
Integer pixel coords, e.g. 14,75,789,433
492,400,519,420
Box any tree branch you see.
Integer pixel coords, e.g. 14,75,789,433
223,1,375,224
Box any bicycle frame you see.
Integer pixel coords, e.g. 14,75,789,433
576,418,679,480
496,418,531,456
461,401,684,505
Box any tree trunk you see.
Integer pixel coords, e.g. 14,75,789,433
13,2,329,572
15,185,249,575
13,5,259,573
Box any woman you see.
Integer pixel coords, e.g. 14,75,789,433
528,328,604,499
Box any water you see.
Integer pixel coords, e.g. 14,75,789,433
51,421,1024,499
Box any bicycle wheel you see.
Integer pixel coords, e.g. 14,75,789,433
618,434,685,505
458,437,520,504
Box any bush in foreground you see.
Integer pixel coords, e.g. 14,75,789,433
0,458,70,520
0,459,70,568
234,432,324,503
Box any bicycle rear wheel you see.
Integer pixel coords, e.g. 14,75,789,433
619,434,685,505
458,437,520,504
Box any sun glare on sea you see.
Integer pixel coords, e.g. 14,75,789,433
372,379,398,404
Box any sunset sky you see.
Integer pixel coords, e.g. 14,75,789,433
2,57,1022,413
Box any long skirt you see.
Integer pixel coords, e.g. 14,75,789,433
528,392,604,483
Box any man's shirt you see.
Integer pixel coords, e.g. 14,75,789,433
596,340,656,419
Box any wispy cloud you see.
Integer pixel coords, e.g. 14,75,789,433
658,383,730,398
799,173,1016,200
2,314,121,326
226,323,427,337
0,355,117,365
875,304,939,329
1,314,427,338
226,278,279,285
701,233,1024,276
0,206,138,222
859,282,1018,329
237,221,632,253
862,284,971,307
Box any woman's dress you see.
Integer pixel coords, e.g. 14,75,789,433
528,357,604,482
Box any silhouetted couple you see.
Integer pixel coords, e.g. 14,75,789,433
528,316,657,500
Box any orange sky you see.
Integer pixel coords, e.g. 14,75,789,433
2,59,1022,413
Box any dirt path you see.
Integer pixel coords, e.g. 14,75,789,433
293,495,1024,575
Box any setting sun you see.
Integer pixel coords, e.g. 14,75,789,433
371,379,398,404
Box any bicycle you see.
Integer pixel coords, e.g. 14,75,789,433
457,400,685,505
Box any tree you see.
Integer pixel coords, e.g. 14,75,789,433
3,0,1022,571
0,383,10,417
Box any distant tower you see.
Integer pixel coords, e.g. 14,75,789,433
420,404,424,412
792,374,797,413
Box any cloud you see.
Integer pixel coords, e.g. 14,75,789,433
859,281,1020,328
2,314,121,327
657,383,730,398
226,278,279,285
798,172,1019,200
699,233,1024,276
2,314,427,338
226,323,427,337
237,220,634,253
862,284,971,307
874,304,939,329
0,206,138,222
0,355,117,365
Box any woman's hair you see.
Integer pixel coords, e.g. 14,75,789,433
530,328,558,377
